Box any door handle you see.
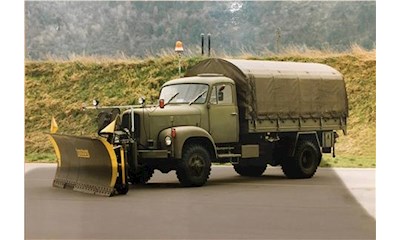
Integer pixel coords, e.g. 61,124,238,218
231,112,237,116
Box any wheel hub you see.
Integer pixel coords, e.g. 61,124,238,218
189,154,205,176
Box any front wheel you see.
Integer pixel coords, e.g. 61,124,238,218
176,144,211,187
281,140,321,179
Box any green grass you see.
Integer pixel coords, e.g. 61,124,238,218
25,50,376,167
320,155,376,168
25,152,57,163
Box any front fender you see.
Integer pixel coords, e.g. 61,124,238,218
159,126,217,159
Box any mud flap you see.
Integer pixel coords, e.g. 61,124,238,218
49,133,126,196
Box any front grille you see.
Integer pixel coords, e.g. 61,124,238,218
120,112,140,138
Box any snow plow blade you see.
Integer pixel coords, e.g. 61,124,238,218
49,133,128,196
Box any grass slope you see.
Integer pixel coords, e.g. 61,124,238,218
25,51,376,167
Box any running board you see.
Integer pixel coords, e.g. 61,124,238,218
217,153,241,164
217,153,241,158
216,146,235,151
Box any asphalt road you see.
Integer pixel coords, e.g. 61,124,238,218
25,164,375,239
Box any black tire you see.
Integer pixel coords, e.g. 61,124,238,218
176,144,211,187
130,167,154,184
115,184,129,195
233,164,266,177
281,140,321,179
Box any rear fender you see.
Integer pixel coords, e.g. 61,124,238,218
159,126,217,159
291,132,322,156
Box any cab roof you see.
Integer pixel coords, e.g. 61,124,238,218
162,75,235,88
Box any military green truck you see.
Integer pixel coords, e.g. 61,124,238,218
49,58,348,196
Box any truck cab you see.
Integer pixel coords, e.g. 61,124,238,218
159,74,239,144
120,74,241,186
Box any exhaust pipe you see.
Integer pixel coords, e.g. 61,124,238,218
208,33,211,57
201,33,204,56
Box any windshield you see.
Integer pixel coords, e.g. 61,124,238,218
159,84,209,104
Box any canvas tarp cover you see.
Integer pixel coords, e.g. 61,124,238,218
185,58,348,120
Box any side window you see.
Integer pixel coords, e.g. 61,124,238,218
210,84,233,105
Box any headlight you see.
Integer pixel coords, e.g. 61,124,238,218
138,97,145,105
165,136,172,146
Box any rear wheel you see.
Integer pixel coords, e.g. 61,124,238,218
281,140,321,179
176,144,211,187
233,163,266,177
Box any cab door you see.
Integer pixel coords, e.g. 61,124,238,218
208,83,239,143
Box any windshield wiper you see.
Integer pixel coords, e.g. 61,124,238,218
189,90,207,105
165,92,179,106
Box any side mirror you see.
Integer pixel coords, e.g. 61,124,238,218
159,99,165,109
218,85,225,101
218,91,224,101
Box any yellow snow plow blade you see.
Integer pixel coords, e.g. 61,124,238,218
49,133,123,196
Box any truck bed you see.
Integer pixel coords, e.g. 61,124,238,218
186,58,349,125
247,116,347,133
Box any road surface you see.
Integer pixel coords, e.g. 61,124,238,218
25,164,375,239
